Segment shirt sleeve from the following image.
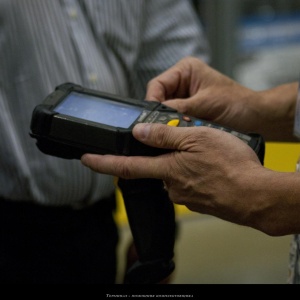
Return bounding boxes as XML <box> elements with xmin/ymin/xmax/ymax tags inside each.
<box><xmin>133</xmin><ymin>0</ymin><xmax>210</xmax><ymax>99</ymax></box>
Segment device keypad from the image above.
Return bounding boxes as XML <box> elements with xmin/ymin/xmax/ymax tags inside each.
<box><xmin>147</xmin><ymin>112</ymin><xmax>252</xmax><ymax>145</ymax></box>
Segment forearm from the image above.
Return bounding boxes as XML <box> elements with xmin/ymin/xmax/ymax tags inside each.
<box><xmin>256</xmin><ymin>82</ymin><xmax>298</xmax><ymax>142</ymax></box>
<box><xmin>246</xmin><ymin>168</ymin><xmax>300</xmax><ymax>236</ymax></box>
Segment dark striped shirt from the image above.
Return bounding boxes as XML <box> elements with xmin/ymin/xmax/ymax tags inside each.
<box><xmin>0</xmin><ymin>0</ymin><xmax>209</xmax><ymax>206</ymax></box>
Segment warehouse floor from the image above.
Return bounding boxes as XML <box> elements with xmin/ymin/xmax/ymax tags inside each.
<box><xmin>116</xmin><ymin>212</ymin><xmax>291</xmax><ymax>284</ymax></box>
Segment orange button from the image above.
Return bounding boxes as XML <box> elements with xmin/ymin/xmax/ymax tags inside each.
<box><xmin>183</xmin><ymin>115</ymin><xmax>191</xmax><ymax>122</ymax></box>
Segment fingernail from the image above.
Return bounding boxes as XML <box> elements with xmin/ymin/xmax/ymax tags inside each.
<box><xmin>133</xmin><ymin>123</ymin><xmax>151</xmax><ymax>141</ymax></box>
<box><xmin>80</xmin><ymin>154</ymin><xmax>88</xmax><ymax>165</ymax></box>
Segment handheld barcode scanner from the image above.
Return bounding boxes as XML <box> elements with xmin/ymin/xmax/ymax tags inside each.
<box><xmin>118</xmin><ymin>177</ymin><xmax>175</xmax><ymax>284</ymax></box>
<box><xmin>30</xmin><ymin>83</ymin><xmax>265</xmax><ymax>283</ymax></box>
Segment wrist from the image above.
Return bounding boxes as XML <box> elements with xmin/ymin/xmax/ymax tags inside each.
<box><xmin>246</xmin><ymin>168</ymin><xmax>300</xmax><ymax>236</ymax></box>
<box><xmin>256</xmin><ymin>82</ymin><xmax>298</xmax><ymax>141</ymax></box>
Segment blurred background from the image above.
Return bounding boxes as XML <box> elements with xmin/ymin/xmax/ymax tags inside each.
<box><xmin>115</xmin><ymin>0</ymin><xmax>300</xmax><ymax>284</ymax></box>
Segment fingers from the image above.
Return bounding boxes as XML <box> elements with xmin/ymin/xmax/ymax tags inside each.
<box><xmin>146</xmin><ymin>71</ymin><xmax>181</xmax><ymax>102</ymax></box>
<box><xmin>81</xmin><ymin>123</ymin><xmax>188</xmax><ymax>179</ymax></box>
<box><xmin>132</xmin><ymin>123</ymin><xmax>188</xmax><ymax>150</ymax></box>
<box><xmin>155</xmin><ymin>94</ymin><xmax>203</xmax><ymax>116</ymax></box>
<box><xmin>81</xmin><ymin>153</ymin><xmax>168</xmax><ymax>180</ymax></box>
<box><xmin>145</xmin><ymin>79</ymin><xmax>167</xmax><ymax>102</ymax></box>
<box><xmin>146</xmin><ymin>58</ymin><xmax>196</xmax><ymax>102</ymax></box>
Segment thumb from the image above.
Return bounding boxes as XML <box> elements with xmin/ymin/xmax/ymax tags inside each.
<box><xmin>133</xmin><ymin>123</ymin><xmax>184</xmax><ymax>150</ymax></box>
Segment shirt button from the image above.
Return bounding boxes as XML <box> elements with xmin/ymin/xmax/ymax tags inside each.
<box><xmin>69</xmin><ymin>8</ymin><xmax>78</xmax><ymax>18</ymax></box>
<box><xmin>88</xmin><ymin>73</ymin><xmax>98</xmax><ymax>83</ymax></box>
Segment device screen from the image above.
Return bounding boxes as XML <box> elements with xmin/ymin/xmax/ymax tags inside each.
<box><xmin>53</xmin><ymin>92</ymin><xmax>143</xmax><ymax>129</ymax></box>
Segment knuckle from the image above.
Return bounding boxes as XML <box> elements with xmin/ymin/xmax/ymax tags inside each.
<box><xmin>176</xmin><ymin>101</ymin><xmax>188</xmax><ymax>114</ymax></box>
<box><xmin>152</xmin><ymin>126</ymin><xmax>170</xmax><ymax>148</ymax></box>
<box><xmin>115</xmin><ymin>158</ymin><xmax>133</xmax><ymax>179</ymax></box>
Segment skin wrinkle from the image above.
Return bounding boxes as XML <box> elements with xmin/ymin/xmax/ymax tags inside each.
<box><xmin>163</xmin><ymin>71</ymin><xmax>180</xmax><ymax>100</ymax></box>
<box><xmin>166</xmin><ymin>132</ymin><xmax>220</xmax><ymax>207</ymax></box>
<box><xmin>114</xmin><ymin>155</ymin><xmax>134</xmax><ymax>179</ymax></box>
<box><xmin>177</xmin><ymin>128</ymin><xmax>259</xmax><ymax>221</ymax></box>
<box><xmin>243</xmin><ymin>170</ymin><xmax>280</xmax><ymax>235</ymax></box>
<box><xmin>179</xmin><ymin>65</ymin><xmax>192</xmax><ymax>99</ymax></box>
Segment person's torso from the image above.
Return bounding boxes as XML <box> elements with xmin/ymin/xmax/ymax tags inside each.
<box><xmin>0</xmin><ymin>0</ymin><xmax>146</xmax><ymax>206</ymax></box>
<box><xmin>0</xmin><ymin>0</ymin><xmax>210</xmax><ymax>206</ymax></box>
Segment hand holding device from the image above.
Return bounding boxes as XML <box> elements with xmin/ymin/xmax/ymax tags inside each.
<box><xmin>30</xmin><ymin>83</ymin><xmax>265</xmax><ymax>283</ymax></box>
<box><xmin>30</xmin><ymin>83</ymin><xmax>265</xmax><ymax>163</ymax></box>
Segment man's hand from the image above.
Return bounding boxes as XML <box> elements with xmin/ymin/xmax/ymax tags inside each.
<box><xmin>146</xmin><ymin>56</ymin><xmax>298</xmax><ymax>141</ymax></box>
<box><xmin>82</xmin><ymin>123</ymin><xmax>268</xmax><ymax>231</ymax></box>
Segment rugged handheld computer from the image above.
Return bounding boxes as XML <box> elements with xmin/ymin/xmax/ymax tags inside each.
<box><xmin>30</xmin><ymin>82</ymin><xmax>265</xmax><ymax>163</ymax></box>
<box><xmin>30</xmin><ymin>82</ymin><xmax>265</xmax><ymax>284</ymax></box>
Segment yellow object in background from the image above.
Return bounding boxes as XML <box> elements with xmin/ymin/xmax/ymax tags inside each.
<box><xmin>113</xmin><ymin>142</ymin><xmax>300</xmax><ymax>225</ymax></box>
<box><xmin>264</xmin><ymin>142</ymin><xmax>300</xmax><ymax>172</ymax></box>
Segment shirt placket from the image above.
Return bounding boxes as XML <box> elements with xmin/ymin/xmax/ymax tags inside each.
<box><xmin>62</xmin><ymin>0</ymin><xmax>99</xmax><ymax>87</ymax></box>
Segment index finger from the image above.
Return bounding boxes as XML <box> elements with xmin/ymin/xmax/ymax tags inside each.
<box><xmin>146</xmin><ymin>70</ymin><xmax>181</xmax><ymax>102</ymax></box>
<box><xmin>81</xmin><ymin>153</ymin><xmax>169</xmax><ymax>180</ymax></box>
